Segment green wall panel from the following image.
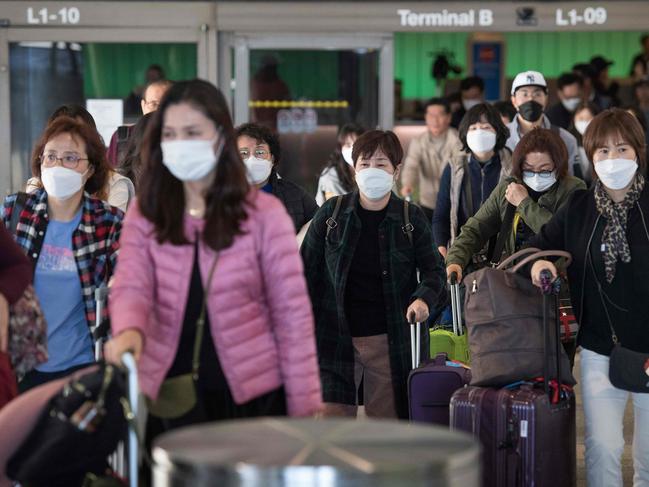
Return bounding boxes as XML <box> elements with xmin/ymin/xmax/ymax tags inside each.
<box><xmin>396</xmin><ymin>31</ymin><xmax>645</xmax><ymax>100</ymax></box>
<box><xmin>250</xmin><ymin>50</ymin><xmax>339</xmax><ymax>100</ymax></box>
<box><xmin>83</xmin><ymin>43</ymin><xmax>197</xmax><ymax>98</ymax></box>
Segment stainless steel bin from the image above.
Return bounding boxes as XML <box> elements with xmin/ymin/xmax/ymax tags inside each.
<box><xmin>152</xmin><ymin>418</ymin><xmax>480</xmax><ymax>487</ymax></box>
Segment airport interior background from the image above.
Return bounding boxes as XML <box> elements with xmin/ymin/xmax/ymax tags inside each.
<box><xmin>8</xmin><ymin>29</ymin><xmax>646</xmax><ymax>195</ymax></box>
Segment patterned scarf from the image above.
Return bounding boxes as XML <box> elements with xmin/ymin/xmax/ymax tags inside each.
<box><xmin>594</xmin><ymin>173</ymin><xmax>645</xmax><ymax>283</ymax></box>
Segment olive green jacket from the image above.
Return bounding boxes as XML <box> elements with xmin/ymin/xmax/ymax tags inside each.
<box><xmin>446</xmin><ymin>175</ymin><xmax>587</xmax><ymax>269</ymax></box>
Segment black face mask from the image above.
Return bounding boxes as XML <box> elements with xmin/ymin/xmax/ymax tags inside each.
<box><xmin>518</xmin><ymin>100</ymin><xmax>544</xmax><ymax>122</ymax></box>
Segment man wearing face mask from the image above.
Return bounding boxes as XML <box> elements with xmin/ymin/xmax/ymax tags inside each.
<box><xmin>302</xmin><ymin>130</ymin><xmax>445</xmax><ymax>420</ymax></box>
<box><xmin>235</xmin><ymin>123</ymin><xmax>318</xmax><ymax>233</ymax></box>
<box><xmin>401</xmin><ymin>98</ymin><xmax>463</xmax><ymax>221</ymax></box>
<box><xmin>450</xmin><ymin>76</ymin><xmax>486</xmax><ymax>129</ymax></box>
<box><xmin>506</xmin><ymin>71</ymin><xmax>581</xmax><ymax>178</ymax></box>
<box><xmin>546</xmin><ymin>72</ymin><xmax>584</xmax><ymax>130</ymax></box>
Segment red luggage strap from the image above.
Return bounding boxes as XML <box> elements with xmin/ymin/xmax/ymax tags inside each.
<box><xmin>532</xmin><ymin>377</ymin><xmax>573</xmax><ymax>404</ymax></box>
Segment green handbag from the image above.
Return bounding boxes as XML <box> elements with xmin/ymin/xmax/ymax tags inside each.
<box><xmin>146</xmin><ymin>254</ymin><xmax>218</xmax><ymax>419</ymax></box>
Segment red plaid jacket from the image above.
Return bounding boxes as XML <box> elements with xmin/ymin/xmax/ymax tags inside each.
<box><xmin>2</xmin><ymin>189</ymin><xmax>123</xmax><ymax>329</ymax></box>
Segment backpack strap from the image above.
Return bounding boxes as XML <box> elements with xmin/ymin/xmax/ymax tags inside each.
<box><xmin>402</xmin><ymin>200</ymin><xmax>414</xmax><ymax>246</ymax></box>
<box><xmin>9</xmin><ymin>192</ymin><xmax>29</xmax><ymax>236</ymax></box>
<box><xmin>325</xmin><ymin>196</ymin><xmax>343</xmax><ymax>238</ymax></box>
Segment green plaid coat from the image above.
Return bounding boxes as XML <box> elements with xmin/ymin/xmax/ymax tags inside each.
<box><xmin>301</xmin><ymin>191</ymin><xmax>445</xmax><ymax>418</ymax></box>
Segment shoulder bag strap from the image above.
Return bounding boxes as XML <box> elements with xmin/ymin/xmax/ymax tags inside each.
<box><xmin>191</xmin><ymin>251</ymin><xmax>219</xmax><ymax>380</ymax></box>
<box><xmin>489</xmin><ymin>203</ymin><xmax>516</xmax><ymax>266</ymax></box>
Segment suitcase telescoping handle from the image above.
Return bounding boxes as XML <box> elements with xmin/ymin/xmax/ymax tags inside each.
<box><xmin>121</xmin><ymin>352</ymin><xmax>139</xmax><ymax>487</ymax></box>
<box><xmin>449</xmin><ymin>272</ymin><xmax>463</xmax><ymax>336</ymax></box>
<box><xmin>409</xmin><ymin>312</ymin><xmax>421</xmax><ymax>369</ymax></box>
<box><xmin>540</xmin><ymin>269</ymin><xmax>564</xmax><ymax>401</ymax></box>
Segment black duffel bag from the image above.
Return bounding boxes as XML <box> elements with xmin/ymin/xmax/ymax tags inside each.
<box><xmin>7</xmin><ymin>362</ymin><xmax>128</xmax><ymax>486</ymax></box>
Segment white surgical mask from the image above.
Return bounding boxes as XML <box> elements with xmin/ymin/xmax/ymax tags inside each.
<box><xmin>462</xmin><ymin>99</ymin><xmax>482</xmax><ymax>111</ymax></box>
<box><xmin>561</xmin><ymin>97</ymin><xmax>581</xmax><ymax>112</ymax></box>
<box><xmin>523</xmin><ymin>171</ymin><xmax>557</xmax><ymax>192</ymax></box>
<box><xmin>575</xmin><ymin>120</ymin><xmax>590</xmax><ymax>135</ymax></box>
<box><xmin>342</xmin><ymin>147</ymin><xmax>354</xmax><ymax>166</ymax></box>
<box><xmin>466</xmin><ymin>129</ymin><xmax>496</xmax><ymax>154</ymax></box>
<box><xmin>41</xmin><ymin>166</ymin><xmax>85</xmax><ymax>200</ymax></box>
<box><xmin>244</xmin><ymin>156</ymin><xmax>273</xmax><ymax>184</ymax></box>
<box><xmin>355</xmin><ymin>167</ymin><xmax>394</xmax><ymax>200</ymax></box>
<box><xmin>161</xmin><ymin>138</ymin><xmax>222</xmax><ymax>182</ymax></box>
<box><xmin>594</xmin><ymin>158</ymin><xmax>638</xmax><ymax>190</ymax></box>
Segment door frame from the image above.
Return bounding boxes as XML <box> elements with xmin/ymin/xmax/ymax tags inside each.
<box><xmin>221</xmin><ymin>32</ymin><xmax>394</xmax><ymax>130</ymax></box>
<box><xmin>0</xmin><ymin>1</ymin><xmax>216</xmax><ymax>195</ymax></box>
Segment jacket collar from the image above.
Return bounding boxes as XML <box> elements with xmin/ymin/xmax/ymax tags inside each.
<box><xmin>344</xmin><ymin>190</ymin><xmax>404</xmax><ymax>223</ymax></box>
<box><xmin>34</xmin><ymin>188</ymin><xmax>97</xmax><ymax>235</ymax></box>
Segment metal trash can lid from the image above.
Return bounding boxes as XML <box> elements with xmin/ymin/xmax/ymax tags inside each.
<box><xmin>152</xmin><ymin>418</ymin><xmax>480</xmax><ymax>487</ymax></box>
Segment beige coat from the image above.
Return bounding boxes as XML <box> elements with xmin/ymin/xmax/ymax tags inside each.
<box><xmin>401</xmin><ymin>128</ymin><xmax>462</xmax><ymax>210</ymax></box>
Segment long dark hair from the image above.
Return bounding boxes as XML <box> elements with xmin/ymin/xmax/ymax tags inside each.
<box><xmin>138</xmin><ymin>79</ymin><xmax>250</xmax><ymax>251</ymax></box>
<box><xmin>118</xmin><ymin>112</ymin><xmax>154</xmax><ymax>189</ymax></box>
<box><xmin>325</xmin><ymin>123</ymin><xmax>365</xmax><ymax>192</ymax></box>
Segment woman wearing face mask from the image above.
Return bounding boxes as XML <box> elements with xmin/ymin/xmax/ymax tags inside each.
<box><xmin>569</xmin><ymin>102</ymin><xmax>600</xmax><ymax>186</ymax></box>
<box><xmin>2</xmin><ymin>117</ymin><xmax>123</xmax><ymax>391</ymax></box>
<box><xmin>235</xmin><ymin>123</ymin><xmax>318</xmax><ymax>233</ymax></box>
<box><xmin>433</xmin><ymin>103</ymin><xmax>511</xmax><ymax>260</ymax></box>
<box><xmin>104</xmin><ymin>80</ymin><xmax>321</xmax><ymax>441</ymax></box>
<box><xmin>529</xmin><ymin>109</ymin><xmax>649</xmax><ymax>487</ymax></box>
<box><xmin>25</xmin><ymin>105</ymin><xmax>135</xmax><ymax>212</ymax></box>
<box><xmin>301</xmin><ymin>130</ymin><xmax>446</xmax><ymax>420</ymax></box>
<box><xmin>446</xmin><ymin>128</ymin><xmax>586</xmax><ymax>282</ymax></box>
<box><xmin>315</xmin><ymin>123</ymin><xmax>366</xmax><ymax>206</ymax></box>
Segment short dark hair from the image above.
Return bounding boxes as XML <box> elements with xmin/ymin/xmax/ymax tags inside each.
<box><xmin>337</xmin><ymin>123</ymin><xmax>366</xmax><ymax>146</ymax></box>
<box><xmin>424</xmin><ymin>97</ymin><xmax>451</xmax><ymax>115</ymax></box>
<box><xmin>48</xmin><ymin>104</ymin><xmax>97</xmax><ymax>130</ymax></box>
<box><xmin>31</xmin><ymin>116</ymin><xmax>109</xmax><ymax>196</ymax></box>
<box><xmin>511</xmin><ymin>128</ymin><xmax>569</xmax><ymax>180</ymax></box>
<box><xmin>641</xmin><ymin>34</ymin><xmax>649</xmax><ymax>45</ymax></box>
<box><xmin>583</xmin><ymin>109</ymin><xmax>647</xmax><ymax>178</ymax></box>
<box><xmin>458</xmin><ymin>103</ymin><xmax>510</xmax><ymax>154</ymax></box>
<box><xmin>460</xmin><ymin>76</ymin><xmax>485</xmax><ymax>93</ymax></box>
<box><xmin>235</xmin><ymin>123</ymin><xmax>281</xmax><ymax>167</ymax></box>
<box><xmin>557</xmin><ymin>72</ymin><xmax>583</xmax><ymax>91</ymax></box>
<box><xmin>493</xmin><ymin>100</ymin><xmax>517</xmax><ymax>123</ymax></box>
<box><xmin>352</xmin><ymin>130</ymin><xmax>404</xmax><ymax>169</ymax></box>
<box><xmin>139</xmin><ymin>79</ymin><xmax>249</xmax><ymax>251</ymax></box>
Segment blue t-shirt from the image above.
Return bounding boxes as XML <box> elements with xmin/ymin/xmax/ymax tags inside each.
<box><xmin>261</xmin><ymin>182</ymin><xmax>273</xmax><ymax>194</ymax></box>
<box><xmin>34</xmin><ymin>210</ymin><xmax>94</xmax><ymax>372</ymax></box>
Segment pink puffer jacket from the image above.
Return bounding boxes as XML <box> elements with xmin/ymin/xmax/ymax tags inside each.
<box><xmin>110</xmin><ymin>191</ymin><xmax>321</xmax><ymax>416</ymax></box>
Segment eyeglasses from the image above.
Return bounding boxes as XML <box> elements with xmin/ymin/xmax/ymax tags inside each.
<box><xmin>41</xmin><ymin>152</ymin><xmax>88</xmax><ymax>169</ymax></box>
<box><xmin>239</xmin><ymin>149</ymin><xmax>270</xmax><ymax>159</ymax></box>
<box><xmin>523</xmin><ymin>169</ymin><xmax>554</xmax><ymax>177</ymax></box>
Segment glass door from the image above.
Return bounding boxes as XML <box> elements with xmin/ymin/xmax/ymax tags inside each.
<box><xmin>227</xmin><ymin>34</ymin><xmax>393</xmax><ymax>195</ymax></box>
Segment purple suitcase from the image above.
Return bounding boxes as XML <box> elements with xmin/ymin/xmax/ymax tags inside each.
<box><xmin>450</xmin><ymin>281</ymin><xmax>576</xmax><ymax>487</ymax></box>
<box><xmin>408</xmin><ymin>352</ymin><xmax>471</xmax><ymax>425</ymax></box>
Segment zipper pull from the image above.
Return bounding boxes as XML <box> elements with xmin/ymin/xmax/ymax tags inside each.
<box><xmin>471</xmin><ymin>279</ymin><xmax>478</xmax><ymax>293</ymax></box>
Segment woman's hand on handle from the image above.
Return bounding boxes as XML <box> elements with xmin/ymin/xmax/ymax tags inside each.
<box><xmin>446</xmin><ymin>264</ymin><xmax>463</xmax><ymax>284</ymax></box>
<box><xmin>406</xmin><ymin>299</ymin><xmax>429</xmax><ymax>324</ymax></box>
<box><xmin>531</xmin><ymin>260</ymin><xmax>557</xmax><ymax>288</ymax></box>
<box><xmin>104</xmin><ymin>329</ymin><xmax>143</xmax><ymax>364</ymax></box>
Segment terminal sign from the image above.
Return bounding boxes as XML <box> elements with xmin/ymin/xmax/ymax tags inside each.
<box><xmin>398</xmin><ymin>9</ymin><xmax>494</xmax><ymax>28</ymax></box>
<box><xmin>555</xmin><ymin>7</ymin><xmax>607</xmax><ymax>26</ymax></box>
<box><xmin>26</xmin><ymin>7</ymin><xmax>81</xmax><ymax>25</ymax></box>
